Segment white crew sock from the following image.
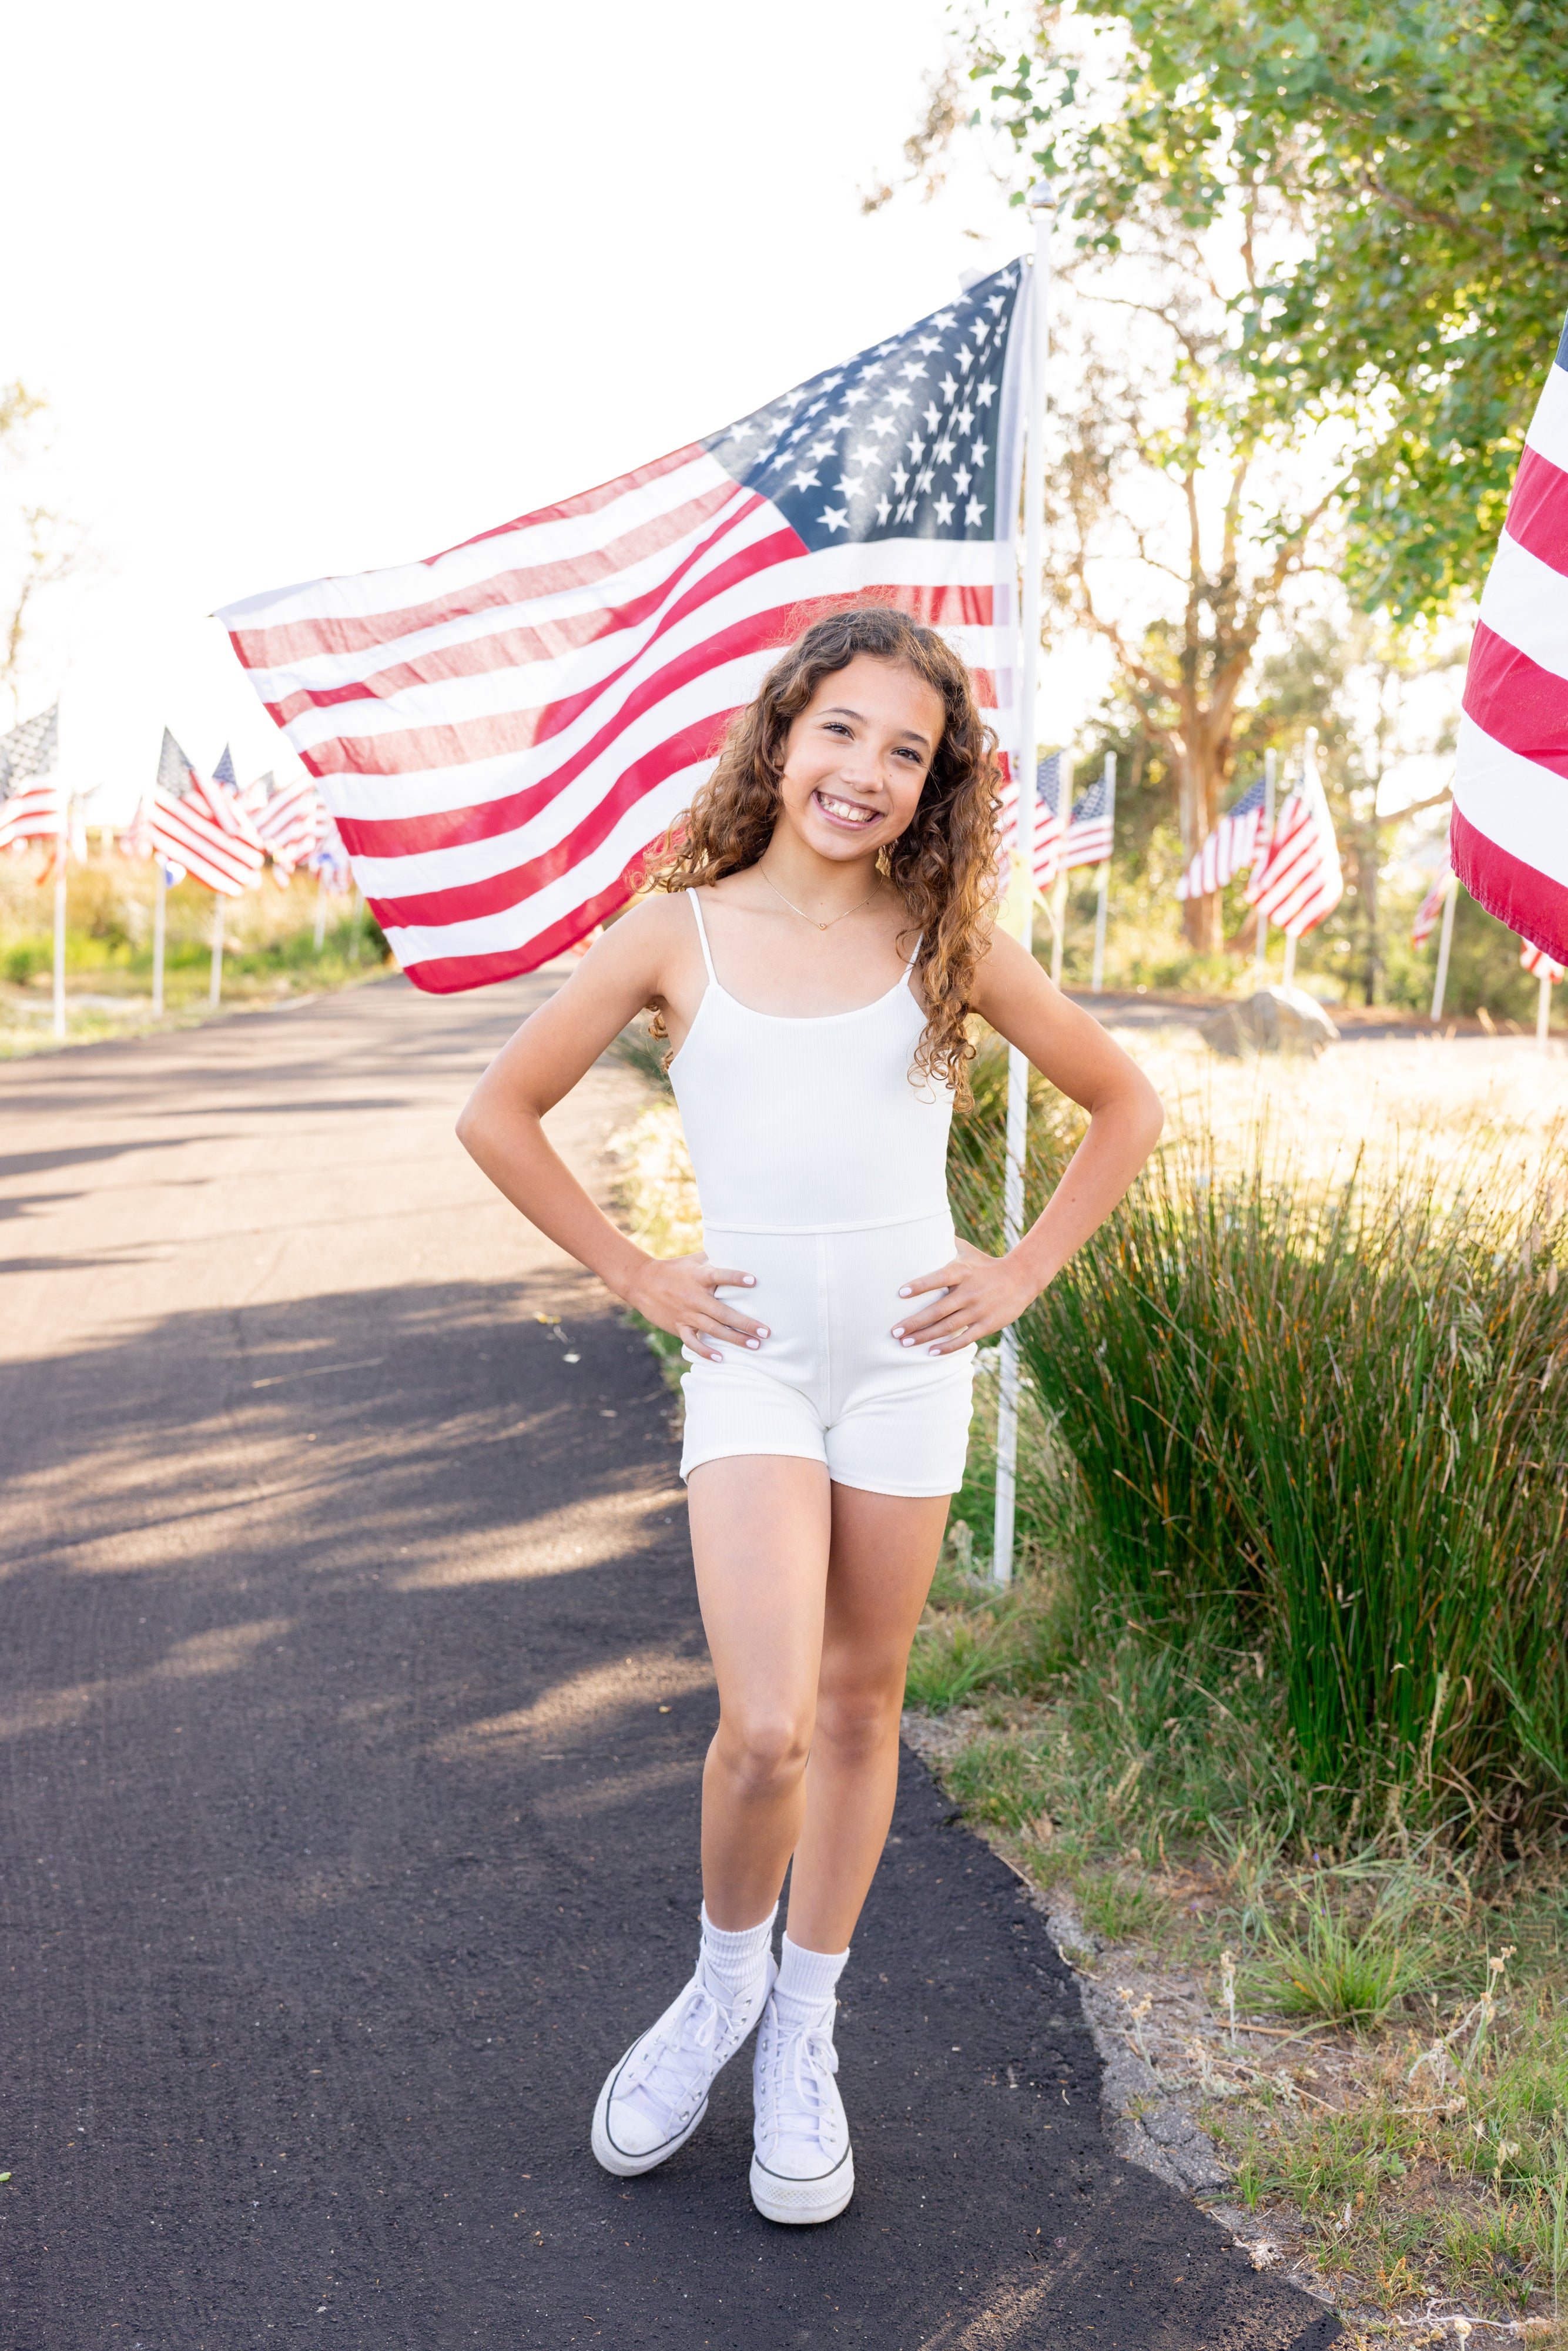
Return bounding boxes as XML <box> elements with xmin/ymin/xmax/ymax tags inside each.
<box><xmin>773</xmin><ymin>1931</ymin><xmax>850</xmax><ymax>2034</ymax></box>
<box><xmin>698</xmin><ymin>1901</ymin><xmax>776</xmax><ymax>2006</ymax></box>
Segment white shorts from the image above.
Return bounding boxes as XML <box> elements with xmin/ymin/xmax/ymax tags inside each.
<box><xmin>678</xmin><ymin>1211</ymin><xmax>977</xmax><ymax>1499</ymax></box>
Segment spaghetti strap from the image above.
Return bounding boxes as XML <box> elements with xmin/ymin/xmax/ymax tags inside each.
<box><xmin>903</xmin><ymin>933</ymin><xmax>923</xmax><ymax>974</ymax></box>
<box><xmin>688</xmin><ymin>890</ymin><xmax>719</xmax><ymax>986</ymax></box>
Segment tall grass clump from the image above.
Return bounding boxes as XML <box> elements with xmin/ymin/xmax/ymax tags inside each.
<box><xmin>947</xmin><ymin>1044</ymin><xmax>1568</xmax><ymax>1831</ymax></box>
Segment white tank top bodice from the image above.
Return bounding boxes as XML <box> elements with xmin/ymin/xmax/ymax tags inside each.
<box><xmin>666</xmin><ymin>890</ymin><xmax>955</xmax><ymax>1235</ymax></box>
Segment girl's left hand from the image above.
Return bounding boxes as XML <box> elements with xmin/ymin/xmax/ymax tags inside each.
<box><xmin>890</xmin><ymin>1240</ymin><xmax>1041</xmax><ymax>1355</ymax></box>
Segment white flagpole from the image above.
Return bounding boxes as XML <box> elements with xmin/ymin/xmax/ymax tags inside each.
<box><xmin>209</xmin><ymin>896</ymin><xmax>225</xmax><ymax>1004</ymax></box>
<box><xmin>1430</xmin><ymin>877</ymin><xmax>1457</xmax><ymax>1024</ymax></box>
<box><xmin>992</xmin><ymin>182</ymin><xmax>1053</xmax><ymax>1590</ymax></box>
<box><xmin>52</xmin><ymin>810</ymin><xmax>68</xmax><ymax>1042</ymax></box>
<box><xmin>313</xmin><ymin>869</ymin><xmax>329</xmax><ymax>952</ymax></box>
<box><xmin>1048</xmin><ymin>759</ymin><xmax>1072</xmax><ymax>989</ymax></box>
<box><xmin>1253</xmin><ymin>749</ymin><xmax>1276</xmax><ymax>989</ymax></box>
<box><xmin>1090</xmin><ymin>751</ymin><xmax>1115</xmax><ymax>993</ymax></box>
<box><xmin>1537</xmin><ymin>971</ymin><xmax>1552</xmax><ymax>1049</ymax></box>
<box><xmin>152</xmin><ymin>870</ymin><xmax>167</xmax><ymax>1017</ymax></box>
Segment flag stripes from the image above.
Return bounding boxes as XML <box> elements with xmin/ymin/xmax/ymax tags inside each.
<box><xmin>1452</xmin><ymin>313</ymin><xmax>1568</xmax><ymax>963</ymax></box>
<box><xmin>220</xmin><ymin>260</ymin><xmax>1027</xmax><ymax>990</ymax></box>
<box><xmin>1177</xmin><ymin>776</ymin><xmax>1266</xmax><ymax>900</ymax></box>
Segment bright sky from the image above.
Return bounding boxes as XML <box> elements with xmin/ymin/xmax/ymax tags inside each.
<box><xmin>3</xmin><ymin>0</ymin><xmax>1043</xmax><ymax>819</ymax></box>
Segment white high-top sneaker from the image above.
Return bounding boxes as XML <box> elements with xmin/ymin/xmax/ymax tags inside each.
<box><xmin>749</xmin><ymin>1986</ymin><xmax>855</xmax><ymax>2223</ymax></box>
<box><xmin>592</xmin><ymin>1953</ymin><xmax>775</xmax><ymax>2178</ymax></box>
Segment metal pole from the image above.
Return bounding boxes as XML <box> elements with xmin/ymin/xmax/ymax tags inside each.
<box><xmin>1253</xmin><ymin>750</ymin><xmax>1276</xmax><ymax>990</ymax></box>
<box><xmin>993</xmin><ymin>183</ymin><xmax>1053</xmax><ymax>1591</ymax></box>
<box><xmin>1281</xmin><ymin>932</ymin><xmax>1297</xmax><ymax>992</ymax></box>
<box><xmin>313</xmin><ymin>869</ymin><xmax>329</xmax><ymax>952</ymax></box>
<box><xmin>209</xmin><ymin>896</ymin><xmax>225</xmax><ymax>1005</ymax></box>
<box><xmin>1430</xmin><ymin>877</ymin><xmax>1457</xmax><ymax>1024</ymax></box>
<box><xmin>1048</xmin><ymin>851</ymin><xmax>1072</xmax><ymax>987</ymax></box>
<box><xmin>152</xmin><ymin>872</ymin><xmax>166</xmax><ymax>1017</ymax></box>
<box><xmin>52</xmin><ymin>855</ymin><xmax>67</xmax><ymax>1041</ymax></box>
<box><xmin>1090</xmin><ymin>751</ymin><xmax>1114</xmax><ymax>993</ymax></box>
<box><xmin>1537</xmin><ymin>972</ymin><xmax>1552</xmax><ymax>1049</ymax></box>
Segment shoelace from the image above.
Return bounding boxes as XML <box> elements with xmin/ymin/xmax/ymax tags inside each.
<box><xmin>625</xmin><ymin>1985</ymin><xmax>722</xmax><ymax>2122</ymax></box>
<box><xmin>763</xmin><ymin>2021</ymin><xmax>839</xmax><ymax>2147</ymax></box>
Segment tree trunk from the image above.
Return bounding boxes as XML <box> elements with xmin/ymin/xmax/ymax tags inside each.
<box><xmin>1177</xmin><ymin>734</ymin><xmax>1227</xmax><ymax>952</ymax></box>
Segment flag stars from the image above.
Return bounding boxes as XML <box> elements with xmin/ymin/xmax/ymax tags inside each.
<box><xmin>886</xmin><ymin>387</ymin><xmax>913</xmax><ymax>408</ymax></box>
<box><xmin>970</xmin><ymin>438</ymin><xmax>989</xmax><ymax>468</ymax></box>
<box><xmin>934</xmin><ymin>434</ymin><xmax>956</xmax><ymax>463</ymax></box>
<box><xmin>890</xmin><ymin>463</ymin><xmax>909</xmax><ymax>494</ymax></box>
<box><xmin>818</xmin><ymin>505</ymin><xmax>849</xmax><ymax>533</ymax></box>
<box><xmin>939</xmin><ymin>373</ymin><xmax>959</xmax><ymax>403</ymax></box>
<box><xmin>906</xmin><ymin>435</ymin><xmax>925</xmax><ymax>462</ymax></box>
<box><xmin>933</xmin><ymin>493</ymin><xmax>955</xmax><ymax>525</ymax></box>
<box><xmin>954</xmin><ymin>403</ymin><xmax>974</xmax><ymax>434</ymax></box>
<box><xmin>953</xmin><ymin>464</ymin><xmax>973</xmax><ymax>495</ymax></box>
<box><xmin>875</xmin><ymin>493</ymin><xmax>892</xmax><ymax>525</ymax></box>
<box><xmin>986</xmin><ymin>293</ymin><xmax>1006</xmax><ymax>314</ymax></box>
<box><xmin>790</xmin><ymin>468</ymin><xmax>821</xmax><ymax>492</ymax></box>
<box><xmin>956</xmin><ymin>347</ymin><xmax>974</xmax><ymax>374</ymax></box>
<box><xmin>974</xmin><ymin>378</ymin><xmax>997</xmax><ymax>408</ymax></box>
<box><xmin>923</xmin><ymin>401</ymin><xmax>942</xmax><ymax>433</ymax></box>
<box><xmin>898</xmin><ymin>360</ymin><xmax>927</xmax><ymax>381</ymax></box>
<box><xmin>915</xmin><ymin>334</ymin><xmax>942</xmax><ymax>353</ymax></box>
<box><xmin>964</xmin><ymin>496</ymin><xmax>986</xmax><ymax>527</ymax></box>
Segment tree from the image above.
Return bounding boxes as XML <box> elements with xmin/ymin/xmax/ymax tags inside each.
<box><xmin>0</xmin><ymin>380</ymin><xmax>76</xmax><ymax>724</ymax></box>
<box><xmin>1036</xmin><ymin>252</ymin><xmax>1339</xmax><ymax>948</ymax></box>
<box><xmin>963</xmin><ymin>0</ymin><xmax>1568</xmax><ymax>621</ymax></box>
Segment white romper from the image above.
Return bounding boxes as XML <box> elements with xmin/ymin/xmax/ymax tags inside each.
<box><xmin>669</xmin><ymin>891</ymin><xmax>977</xmax><ymax>1498</ymax></box>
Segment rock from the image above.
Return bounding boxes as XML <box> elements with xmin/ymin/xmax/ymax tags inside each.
<box><xmin>1198</xmin><ymin>987</ymin><xmax>1339</xmax><ymax>1060</ymax></box>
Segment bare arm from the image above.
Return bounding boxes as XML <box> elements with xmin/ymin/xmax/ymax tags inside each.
<box><xmin>890</xmin><ymin>929</ymin><xmax>1164</xmax><ymax>1355</ymax></box>
<box><xmin>454</xmin><ymin>902</ymin><xmax>767</xmax><ymax>1361</ymax></box>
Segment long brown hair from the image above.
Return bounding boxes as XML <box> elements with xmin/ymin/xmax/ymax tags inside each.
<box><xmin>640</xmin><ymin>604</ymin><xmax>1000</xmax><ymax>1100</ymax></box>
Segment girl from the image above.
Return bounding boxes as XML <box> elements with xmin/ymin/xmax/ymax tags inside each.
<box><xmin>457</xmin><ymin>605</ymin><xmax>1162</xmax><ymax>2226</ymax></box>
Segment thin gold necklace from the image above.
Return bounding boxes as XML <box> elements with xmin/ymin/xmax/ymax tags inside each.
<box><xmin>757</xmin><ymin>861</ymin><xmax>873</xmax><ymax>933</ymax></box>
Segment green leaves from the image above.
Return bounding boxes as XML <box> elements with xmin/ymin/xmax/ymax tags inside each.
<box><xmin>966</xmin><ymin>0</ymin><xmax>1568</xmax><ymax>617</ymax></box>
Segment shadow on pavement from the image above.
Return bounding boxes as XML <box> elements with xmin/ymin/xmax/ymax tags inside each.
<box><xmin>1</xmin><ymin>1270</ymin><xmax>1338</xmax><ymax>2348</ymax></box>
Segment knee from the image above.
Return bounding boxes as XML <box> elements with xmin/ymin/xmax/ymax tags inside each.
<box><xmin>814</xmin><ymin>1677</ymin><xmax>903</xmax><ymax>1766</ymax></box>
<box><xmin>717</xmin><ymin>1709</ymin><xmax>813</xmax><ymax>1797</ymax></box>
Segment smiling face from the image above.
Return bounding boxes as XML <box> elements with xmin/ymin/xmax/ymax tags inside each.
<box><xmin>772</xmin><ymin>654</ymin><xmax>947</xmax><ymax>865</ymax></box>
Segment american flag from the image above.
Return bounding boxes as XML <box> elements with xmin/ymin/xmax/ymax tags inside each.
<box><xmin>1450</xmin><ymin>312</ymin><xmax>1568</xmax><ymax>967</ymax></box>
<box><xmin>0</xmin><ymin>703</ymin><xmax>63</xmax><ymax>850</ymax></box>
<box><xmin>1177</xmin><ymin>775</ymin><xmax>1267</xmax><ymax>901</ymax></box>
<box><xmin>216</xmin><ymin>261</ymin><xmax>1028</xmax><ymax>991</ymax></box>
<box><xmin>997</xmin><ymin>752</ymin><xmax>1067</xmax><ymax>892</ymax></box>
<box><xmin>254</xmin><ymin>773</ymin><xmax>325</xmax><ymax>881</ymax></box>
<box><xmin>1411</xmin><ymin>866</ymin><xmax>1452</xmax><ymax>948</ymax></box>
<box><xmin>1521</xmin><ymin>937</ymin><xmax>1566</xmax><ymax>982</ymax></box>
<box><xmin>148</xmin><ymin>729</ymin><xmax>267</xmax><ymax>895</ymax></box>
<box><xmin>1062</xmin><ymin>762</ymin><xmax>1115</xmax><ymax>872</ymax></box>
<box><xmin>1245</xmin><ymin>739</ymin><xmax>1343</xmax><ymax>937</ymax></box>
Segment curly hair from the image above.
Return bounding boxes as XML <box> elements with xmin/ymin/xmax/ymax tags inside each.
<box><xmin>639</xmin><ymin>604</ymin><xmax>1000</xmax><ymax>1101</ymax></box>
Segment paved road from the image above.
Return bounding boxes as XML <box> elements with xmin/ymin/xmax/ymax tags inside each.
<box><xmin>0</xmin><ymin>977</ymin><xmax>1338</xmax><ymax>2349</ymax></box>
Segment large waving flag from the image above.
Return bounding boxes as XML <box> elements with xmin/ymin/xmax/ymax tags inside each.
<box><xmin>216</xmin><ymin>263</ymin><xmax>1028</xmax><ymax>991</ymax></box>
<box><xmin>1245</xmin><ymin>737</ymin><xmax>1343</xmax><ymax>938</ymax></box>
<box><xmin>1450</xmin><ymin>313</ymin><xmax>1568</xmax><ymax>964</ymax></box>
<box><xmin>0</xmin><ymin>704</ymin><xmax>62</xmax><ymax>850</ymax></box>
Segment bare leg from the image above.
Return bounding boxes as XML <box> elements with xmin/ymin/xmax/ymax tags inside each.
<box><xmin>784</xmin><ymin>1485</ymin><xmax>949</xmax><ymax>1954</ymax></box>
<box><xmin>686</xmin><ymin>1455</ymin><xmax>833</xmax><ymax>1930</ymax></box>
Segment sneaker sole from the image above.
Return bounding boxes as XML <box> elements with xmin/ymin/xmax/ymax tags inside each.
<box><xmin>591</xmin><ymin>2059</ymin><xmax>708</xmax><ymax>2179</ymax></box>
<box><xmin>749</xmin><ymin>2149</ymin><xmax>855</xmax><ymax>2225</ymax></box>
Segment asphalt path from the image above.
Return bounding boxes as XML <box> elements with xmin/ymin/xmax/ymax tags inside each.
<box><xmin>0</xmin><ymin>976</ymin><xmax>1339</xmax><ymax>2349</ymax></box>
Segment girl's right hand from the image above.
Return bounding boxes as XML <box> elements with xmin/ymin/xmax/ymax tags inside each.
<box><xmin>625</xmin><ymin>1254</ymin><xmax>769</xmax><ymax>1364</ymax></box>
